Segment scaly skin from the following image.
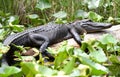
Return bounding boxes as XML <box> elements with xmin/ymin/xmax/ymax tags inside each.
<box><xmin>2</xmin><ymin>19</ymin><xmax>112</xmax><ymax>65</ymax></box>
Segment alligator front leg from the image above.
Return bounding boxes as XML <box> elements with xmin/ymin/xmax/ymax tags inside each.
<box><xmin>70</xmin><ymin>28</ymin><xmax>82</xmax><ymax>46</ymax></box>
<box><xmin>28</xmin><ymin>33</ymin><xmax>53</xmax><ymax>59</ymax></box>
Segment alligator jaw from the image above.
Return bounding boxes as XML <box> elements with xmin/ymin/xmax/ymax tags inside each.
<box><xmin>81</xmin><ymin>22</ymin><xmax>112</xmax><ymax>32</ymax></box>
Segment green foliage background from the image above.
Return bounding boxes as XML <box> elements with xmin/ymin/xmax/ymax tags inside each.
<box><xmin>0</xmin><ymin>0</ymin><xmax>120</xmax><ymax>25</ymax></box>
<box><xmin>0</xmin><ymin>0</ymin><xmax>120</xmax><ymax>77</ymax></box>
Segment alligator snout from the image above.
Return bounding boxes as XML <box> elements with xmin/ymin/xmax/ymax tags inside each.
<box><xmin>103</xmin><ymin>23</ymin><xmax>112</xmax><ymax>28</ymax></box>
<box><xmin>81</xmin><ymin>21</ymin><xmax>113</xmax><ymax>32</ymax></box>
<box><xmin>91</xmin><ymin>22</ymin><xmax>112</xmax><ymax>28</ymax></box>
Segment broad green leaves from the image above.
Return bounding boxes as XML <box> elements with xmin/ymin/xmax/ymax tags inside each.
<box><xmin>63</xmin><ymin>57</ymin><xmax>75</xmax><ymax>74</ymax></box>
<box><xmin>0</xmin><ymin>66</ymin><xmax>21</xmax><ymax>77</ymax></box>
<box><xmin>99</xmin><ymin>34</ymin><xmax>117</xmax><ymax>45</ymax></box>
<box><xmin>89</xmin><ymin>48</ymin><xmax>107</xmax><ymax>63</ymax></box>
<box><xmin>74</xmin><ymin>45</ymin><xmax>108</xmax><ymax>75</ymax></box>
<box><xmin>88</xmin><ymin>11</ymin><xmax>103</xmax><ymax>21</ymax></box>
<box><xmin>83</xmin><ymin>0</ymin><xmax>104</xmax><ymax>9</ymax></box>
<box><xmin>35</xmin><ymin>0</ymin><xmax>51</xmax><ymax>11</ymax></box>
<box><xmin>0</xmin><ymin>13</ymin><xmax>25</xmax><ymax>41</ymax></box>
<box><xmin>0</xmin><ymin>11</ymin><xmax>19</xmax><ymax>26</ymax></box>
<box><xmin>8</xmin><ymin>23</ymin><xmax>25</xmax><ymax>32</ymax></box>
<box><xmin>52</xmin><ymin>11</ymin><xmax>67</xmax><ymax>24</ymax></box>
<box><xmin>0</xmin><ymin>43</ymin><xmax>9</xmax><ymax>53</ymax></box>
<box><xmin>79</xmin><ymin>56</ymin><xmax>109</xmax><ymax>75</ymax></box>
<box><xmin>26</xmin><ymin>14</ymin><xmax>44</xmax><ymax>26</ymax></box>
<box><xmin>7</xmin><ymin>16</ymin><xmax>19</xmax><ymax>25</ymax></box>
<box><xmin>70</xmin><ymin>64</ymin><xmax>91</xmax><ymax>77</ymax></box>
<box><xmin>75</xmin><ymin>10</ymin><xmax>103</xmax><ymax>22</ymax></box>
<box><xmin>53</xmin><ymin>11</ymin><xmax>67</xmax><ymax>19</ymax></box>
<box><xmin>109</xmin><ymin>55</ymin><xmax>120</xmax><ymax>64</ymax></box>
<box><xmin>21</xmin><ymin>62</ymin><xmax>57</xmax><ymax>77</ymax></box>
<box><xmin>54</xmin><ymin>42</ymin><xmax>74</xmax><ymax>69</ymax></box>
<box><xmin>27</xmin><ymin>14</ymin><xmax>39</xmax><ymax>19</ymax></box>
<box><xmin>75</xmin><ymin>10</ymin><xmax>88</xmax><ymax>19</ymax></box>
<box><xmin>0</xmin><ymin>43</ymin><xmax>9</xmax><ymax>58</ymax></box>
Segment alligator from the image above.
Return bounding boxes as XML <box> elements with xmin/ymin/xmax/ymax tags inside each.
<box><xmin>2</xmin><ymin>19</ymin><xmax>112</xmax><ymax>65</ymax></box>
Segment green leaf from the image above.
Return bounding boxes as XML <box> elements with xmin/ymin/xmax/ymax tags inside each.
<box><xmin>79</xmin><ymin>56</ymin><xmax>109</xmax><ymax>75</ymax></box>
<box><xmin>21</xmin><ymin>62</ymin><xmax>56</xmax><ymax>76</ymax></box>
<box><xmin>88</xmin><ymin>11</ymin><xmax>103</xmax><ymax>21</ymax></box>
<box><xmin>88</xmin><ymin>0</ymin><xmax>101</xmax><ymax>9</ymax></box>
<box><xmin>75</xmin><ymin>10</ymin><xmax>88</xmax><ymax>19</ymax></box>
<box><xmin>89</xmin><ymin>48</ymin><xmax>107</xmax><ymax>63</ymax></box>
<box><xmin>55</xmin><ymin>18</ymin><xmax>67</xmax><ymax>24</ymax></box>
<box><xmin>63</xmin><ymin>57</ymin><xmax>76</xmax><ymax>74</ymax></box>
<box><xmin>0</xmin><ymin>66</ymin><xmax>21</xmax><ymax>77</ymax></box>
<box><xmin>21</xmin><ymin>62</ymin><xmax>39</xmax><ymax>76</ymax></box>
<box><xmin>99</xmin><ymin>34</ymin><xmax>117</xmax><ymax>45</ymax></box>
<box><xmin>81</xmin><ymin>40</ymin><xmax>98</xmax><ymax>52</ymax></box>
<box><xmin>108</xmin><ymin>64</ymin><xmax>120</xmax><ymax>76</ymax></box>
<box><xmin>0</xmin><ymin>43</ymin><xmax>10</xmax><ymax>54</ymax></box>
<box><xmin>71</xmin><ymin>64</ymin><xmax>91</xmax><ymax>77</ymax></box>
<box><xmin>66</xmin><ymin>46</ymin><xmax>74</xmax><ymax>56</ymax></box>
<box><xmin>9</xmin><ymin>23</ymin><xmax>25</xmax><ymax>32</ymax></box>
<box><xmin>11</xmin><ymin>44</ymin><xmax>25</xmax><ymax>52</ymax></box>
<box><xmin>54</xmin><ymin>49</ymin><xmax>68</xmax><ymax>69</ymax></box>
<box><xmin>81</xmin><ymin>41</ymin><xmax>95</xmax><ymax>53</ymax></box>
<box><xmin>0</xmin><ymin>11</ymin><xmax>10</xmax><ymax>17</ymax></box>
<box><xmin>27</xmin><ymin>14</ymin><xmax>39</xmax><ymax>19</ymax></box>
<box><xmin>83</xmin><ymin>0</ymin><xmax>102</xmax><ymax>9</ymax></box>
<box><xmin>35</xmin><ymin>0</ymin><xmax>51</xmax><ymax>10</ymax></box>
<box><xmin>14</xmin><ymin>51</ymin><xmax>22</xmax><ymax>61</ymax></box>
<box><xmin>74</xmin><ymin>48</ymin><xmax>88</xmax><ymax>58</ymax></box>
<box><xmin>80</xmin><ymin>42</ymin><xmax>88</xmax><ymax>51</ymax></box>
<box><xmin>53</xmin><ymin>11</ymin><xmax>67</xmax><ymax>19</ymax></box>
<box><xmin>109</xmin><ymin>55</ymin><xmax>120</xmax><ymax>64</ymax></box>
<box><xmin>7</xmin><ymin>16</ymin><xmax>19</xmax><ymax>24</ymax></box>
<box><xmin>0</xmin><ymin>29</ymin><xmax>10</xmax><ymax>41</ymax></box>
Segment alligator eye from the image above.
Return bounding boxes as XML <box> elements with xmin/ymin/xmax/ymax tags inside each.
<box><xmin>88</xmin><ymin>19</ymin><xmax>93</xmax><ymax>22</ymax></box>
<box><xmin>86</xmin><ymin>19</ymin><xmax>93</xmax><ymax>22</ymax></box>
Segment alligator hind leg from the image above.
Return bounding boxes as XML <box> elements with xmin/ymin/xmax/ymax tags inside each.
<box><xmin>28</xmin><ymin>33</ymin><xmax>54</xmax><ymax>60</ymax></box>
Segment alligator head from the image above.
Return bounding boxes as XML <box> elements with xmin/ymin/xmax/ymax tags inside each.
<box><xmin>73</xmin><ymin>19</ymin><xmax>112</xmax><ymax>33</ymax></box>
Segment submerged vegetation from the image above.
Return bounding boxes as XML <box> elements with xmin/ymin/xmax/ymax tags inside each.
<box><xmin>0</xmin><ymin>0</ymin><xmax>120</xmax><ymax>77</ymax></box>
